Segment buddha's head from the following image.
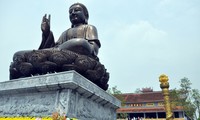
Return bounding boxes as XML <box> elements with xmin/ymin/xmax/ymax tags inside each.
<box><xmin>69</xmin><ymin>3</ymin><xmax>89</xmax><ymax>27</ymax></box>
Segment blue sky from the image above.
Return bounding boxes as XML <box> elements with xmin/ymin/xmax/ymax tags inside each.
<box><xmin>0</xmin><ymin>0</ymin><xmax>199</xmax><ymax>93</ymax></box>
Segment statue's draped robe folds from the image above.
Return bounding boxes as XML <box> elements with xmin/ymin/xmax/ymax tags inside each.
<box><xmin>10</xmin><ymin>24</ymin><xmax>109</xmax><ymax>90</ymax></box>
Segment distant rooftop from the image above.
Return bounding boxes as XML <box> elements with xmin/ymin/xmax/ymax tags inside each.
<box><xmin>121</xmin><ymin>91</ymin><xmax>163</xmax><ymax>103</ymax></box>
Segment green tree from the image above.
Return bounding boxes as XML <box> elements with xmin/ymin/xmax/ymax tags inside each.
<box><xmin>179</xmin><ymin>77</ymin><xmax>195</xmax><ymax>119</ymax></box>
<box><xmin>191</xmin><ymin>89</ymin><xmax>200</xmax><ymax>119</ymax></box>
<box><xmin>178</xmin><ymin>77</ymin><xmax>199</xmax><ymax>119</ymax></box>
<box><xmin>170</xmin><ymin>89</ymin><xmax>180</xmax><ymax>109</ymax></box>
<box><xmin>107</xmin><ymin>86</ymin><xmax>122</xmax><ymax>94</ymax></box>
<box><xmin>170</xmin><ymin>77</ymin><xmax>199</xmax><ymax>119</ymax></box>
<box><xmin>107</xmin><ymin>86</ymin><xmax>127</xmax><ymax>119</ymax></box>
<box><xmin>107</xmin><ymin>86</ymin><xmax>125</xmax><ymax>106</ymax></box>
<box><xmin>179</xmin><ymin>77</ymin><xmax>192</xmax><ymax>99</ymax></box>
<box><xmin>135</xmin><ymin>88</ymin><xmax>141</xmax><ymax>93</ymax></box>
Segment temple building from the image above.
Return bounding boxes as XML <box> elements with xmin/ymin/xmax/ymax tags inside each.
<box><xmin>116</xmin><ymin>88</ymin><xmax>185</xmax><ymax>120</ymax></box>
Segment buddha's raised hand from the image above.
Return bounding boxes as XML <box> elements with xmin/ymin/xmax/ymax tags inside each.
<box><xmin>41</xmin><ymin>14</ymin><xmax>51</xmax><ymax>36</ymax></box>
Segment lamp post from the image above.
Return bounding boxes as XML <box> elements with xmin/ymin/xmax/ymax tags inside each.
<box><xmin>159</xmin><ymin>74</ymin><xmax>174</xmax><ymax>120</ymax></box>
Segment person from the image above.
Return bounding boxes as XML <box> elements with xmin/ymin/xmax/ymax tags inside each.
<box><xmin>39</xmin><ymin>3</ymin><xmax>101</xmax><ymax>58</ymax></box>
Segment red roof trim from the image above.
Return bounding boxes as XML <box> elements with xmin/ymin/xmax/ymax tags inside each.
<box><xmin>117</xmin><ymin>106</ymin><xmax>183</xmax><ymax>113</ymax></box>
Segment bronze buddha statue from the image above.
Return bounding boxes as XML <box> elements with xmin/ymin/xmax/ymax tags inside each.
<box><xmin>39</xmin><ymin>3</ymin><xmax>100</xmax><ymax>57</ymax></box>
<box><xmin>9</xmin><ymin>3</ymin><xmax>109</xmax><ymax>90</ymax></box>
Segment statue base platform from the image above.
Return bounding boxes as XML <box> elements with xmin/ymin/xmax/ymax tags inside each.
<box><xmin>0</xmin><ymin>71</ymin><xmax>120</xmax><ymax>120</ymax></box>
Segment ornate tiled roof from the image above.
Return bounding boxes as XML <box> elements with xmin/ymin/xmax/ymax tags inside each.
<box><xmin>122</xmin><ymin>91</ymin><xmax>163</xmax><ymax>103</ymax></box>
<box><xmin>116</xmin><ymin>91</ymin><xmax>184</xmax><ymax>113</ymax></box>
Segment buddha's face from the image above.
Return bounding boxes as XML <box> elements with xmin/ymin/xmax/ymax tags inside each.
<box><xmin>69</xmin><ymin>4</ymin><xmax>87</xmax><ymax>25</ymax></box>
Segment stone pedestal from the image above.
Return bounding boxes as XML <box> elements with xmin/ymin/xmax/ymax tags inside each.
<box><xmin>0</xmin><ymin>71</ymin><xmax>120</xmax><ymax>120</ymax></box>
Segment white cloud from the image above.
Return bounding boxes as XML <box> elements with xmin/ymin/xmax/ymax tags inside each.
<box><xmin>103</xmin><ymin>20</ymin><xmax>168</xmax><ymax>56</ymax></box>
<box><xmin>98</xmin><ymin>20</ymin><xmax>170</xmax><ymax>92</ymax></box>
